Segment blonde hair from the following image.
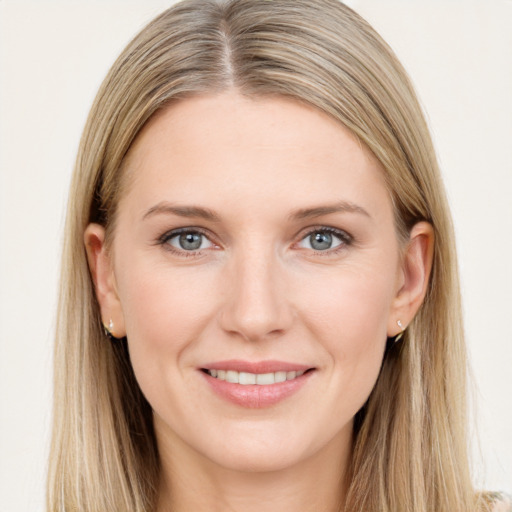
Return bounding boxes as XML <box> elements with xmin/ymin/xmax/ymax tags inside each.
<box><xmin>48</xmin><ymin>1</ymin><xmax>490</xmax><ymax>511</ymax></box>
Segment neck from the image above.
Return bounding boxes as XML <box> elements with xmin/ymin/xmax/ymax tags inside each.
<box><xmin>156</xmin><ymin>427</ymin><xmax>352</xmax><ymax>512</ymax></box>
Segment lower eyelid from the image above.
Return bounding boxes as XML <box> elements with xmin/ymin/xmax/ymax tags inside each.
<box><xmin>173</xmin><ymin>235</ymin><xmax>212</xmax><ymax>250</ymax></box>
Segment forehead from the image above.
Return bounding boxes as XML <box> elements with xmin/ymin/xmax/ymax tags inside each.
<box><xmin>119</xmin><ymin>92</ymin><xmax>390</xmax><ymax>219</ymax></box>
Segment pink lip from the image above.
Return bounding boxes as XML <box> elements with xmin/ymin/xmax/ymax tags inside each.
<box><xmin>199</xmin><ymin>360</ymin><xmax>315</xmax><ymax>409</ymax></box>
<box><xmin>201</xmin><ymin>359</ymin><xmax>312</xmax><ymax>373</ymax></box>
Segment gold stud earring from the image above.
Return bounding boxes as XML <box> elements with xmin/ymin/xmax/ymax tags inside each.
<box><xmin>104</xmin><ymin>318</ymin><xmax>115</xmax><ymax>340</ymax></box>
<box><xmin>395</xmin><ymin>319</ymin><xmax>405</xmax><ymax>342</ymax></box>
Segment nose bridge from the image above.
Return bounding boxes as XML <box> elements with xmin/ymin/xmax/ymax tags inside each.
<box><xmin>219</xmin><ymin>241</ymin><xmax>291</xmax><ymax>341</ymax></box>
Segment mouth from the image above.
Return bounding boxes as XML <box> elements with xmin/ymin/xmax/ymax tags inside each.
<box><xmin>199</xmin><ymin>360</ymin><xmax>316</xmax><ymax>408</ymax></box>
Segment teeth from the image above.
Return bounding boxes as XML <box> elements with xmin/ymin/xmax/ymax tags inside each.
<box><xmin>256</xmin><ymin>372</ymin><xmax>275</xmax><ymax>385</ymax></box>
<box><xmin>207</xmin><ymin>369</ymin><xmax>307</xmax><ymax>385</ymax></box>
<box><xmin>275</xmin><ymin>371</ymin><xmax>287</xmax><ymax>383</ymax></box>
<box><xmin>226</xmin><ymin>370</ymin><xmax>239</xmax><ymax>383</ymax></box>
<box><xmin>239</xmin><ymin>372</ymin><xmax>256</xmax><ymax>385</ymax></box>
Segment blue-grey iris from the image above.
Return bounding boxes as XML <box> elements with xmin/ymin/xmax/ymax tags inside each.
<box><xmin>310</xmin><ymin>232</ymin><xmax>332</xmax><ymax>250</ymax></box>
<box><xmin>179</xmin><ymin>232</ymin><xmax>202</xmax><ymax>250</ymax></box>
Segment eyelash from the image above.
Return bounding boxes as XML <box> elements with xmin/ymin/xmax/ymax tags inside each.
<box><xmin>297</xmin><ymin>226</ymin><xmax>353</xmax><ymax>256</ymax></box>
<box><xmin>157</xmin><ymin>227</ymin><xmax>215</xmax><ymax>257</ymax></box>
<box><xmin>157</xmin><ymin>226</ymin><xmax>353</xmax><ymax>257</ymax></box>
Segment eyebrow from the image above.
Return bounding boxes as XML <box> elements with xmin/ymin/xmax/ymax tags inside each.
<box><xmin>142</xmin><ymin>202</ymin><xmax>221</xmax><ymax>222</ymax></box>
<box><xmin>288</xmin><ymin>201</ymin><xmax>371</xmax><ymax>221</ymax></box>
<box><xmin>142</xmin><ymin>200</ymin><xmax>370</xmax><ymax>223</ymax></box>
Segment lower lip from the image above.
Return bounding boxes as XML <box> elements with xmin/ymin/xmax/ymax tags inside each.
<box><xmin>201</xmin><ymin>371</ymin><xmax>313</xmax><ymax>408</ymax></box>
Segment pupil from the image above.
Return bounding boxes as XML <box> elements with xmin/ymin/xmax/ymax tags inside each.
<box><xmin>311</xmin><ymin>232</ymin><xmax>332</xmax><ymax>250</ymax></box>
<box><xmin>179</xmin><ymin>232</ymin><xmax>202</xmax><ymax>250</ymax></box>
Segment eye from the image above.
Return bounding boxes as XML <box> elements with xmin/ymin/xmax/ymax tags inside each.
<box><xmin>297</xmin><ymin>228</ymin><xmax>350</xmax><ymax>252</ymax></box>
<box><xmin>161</xmin><ymin>229</ymin><xmax>214</xmax><ymax>252</ymax></box>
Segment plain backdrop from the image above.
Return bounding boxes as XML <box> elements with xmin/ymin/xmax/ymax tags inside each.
<box><xmin>0</xmin><ymin>1</ymin><xmax>511</xmax><ymax>511</ymax></box>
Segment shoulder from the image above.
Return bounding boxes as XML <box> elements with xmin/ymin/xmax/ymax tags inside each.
<box><xmin>489</xmin><ymin>492</ymin><xmax>512</xmax><ymax>512</ymax></box>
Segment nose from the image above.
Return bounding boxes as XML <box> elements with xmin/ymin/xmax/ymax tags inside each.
<box><xmin>218</xmin><ymin>247</ymin><xmax>294</xmax><ymax>342</ymax></box>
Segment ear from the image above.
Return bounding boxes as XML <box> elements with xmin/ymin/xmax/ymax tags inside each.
<box><xmin>84</xmin><ymin>223</ymin><xmax>126</xmax><ymax>338</ymax></box>
<box><xmin>387</xmin><ymin>221</ymin><xmax>434</xmax><ymax>337</ymax></box>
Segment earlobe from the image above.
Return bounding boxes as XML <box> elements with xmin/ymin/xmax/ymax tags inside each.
<box><xmin>84</xmin><ymin>223</ymin><xmax>126</xmax><ymax>338</ymax></box>
<box><xmin>388</xmin><ymin>221</ymin><xmax>434</xmax><ymax>337</ymax></box>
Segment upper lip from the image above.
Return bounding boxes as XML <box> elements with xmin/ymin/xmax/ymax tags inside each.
<box><xmin>200</xmin><ymin>359</ymin><xmax>313</xmax><ymax>374</ymax></box>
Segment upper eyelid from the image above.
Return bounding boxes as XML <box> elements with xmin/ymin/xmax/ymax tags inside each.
<box><xmin>295</xmin><ymin>225</ymin><xmax>352</xmax><ymax>242</ymax></box>
<box><xmin>159</xmin><ymin>226</ymin><xmax>213</xmax><ymax>242</ymax></box>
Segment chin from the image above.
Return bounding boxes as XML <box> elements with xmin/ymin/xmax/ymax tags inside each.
<box><xmin>196</xmin><ymin>423</ymin><xmax>323</xmax><ymax>474</ymax></box>
<box><xmin>208</xmin><ymin>444</ymin><xmax>306</xmax><ymax>474</ymax></box>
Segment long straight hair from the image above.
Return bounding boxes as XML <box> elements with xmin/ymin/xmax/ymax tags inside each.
<box><xmin>48</xmin><ymin>1</ymin><xmax>491</xmax><ymax>510</ymax></box>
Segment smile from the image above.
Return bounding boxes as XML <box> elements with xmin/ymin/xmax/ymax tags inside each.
<box><xmin>205</xmin><ymin>369</ymin><xmax>306</xmax><ymax>385</ymax></box>
<box><xmin>200</xmin><ymin>362</ymin><xmax>315</xmax><ymax>408</ymax></box>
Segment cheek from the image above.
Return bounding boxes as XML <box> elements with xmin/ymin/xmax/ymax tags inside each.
<box><xmin>300</xmin><ymin>261</ymin><xmax>395</xmax><ymax>346</ymax></box>
<box><xmin>297</xmin><ymin>265</ymin><xmax>395</xmax><ymax>404</ymax></box>
<box><xmin>115</xmin><ymin>258</ymin><xmax>219</xmax><ymax>376</ymax></box>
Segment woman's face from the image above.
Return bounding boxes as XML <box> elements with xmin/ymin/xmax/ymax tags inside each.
<box><xmin>89</xmin><ymin>92</ymin><xmax>426</xmax><ymax>474</ymax></box>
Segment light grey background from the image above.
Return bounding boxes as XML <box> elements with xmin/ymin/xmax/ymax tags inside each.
<box><xmin>1</xmin><ymin>1</ymin><xmax>511</xmax><ymax>511</ymax></box>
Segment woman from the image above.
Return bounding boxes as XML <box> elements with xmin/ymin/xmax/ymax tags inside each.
<box><xmin>47</xmin><ymin>0</ymin><xmax>510</xmax><ymax>511</ymax></box>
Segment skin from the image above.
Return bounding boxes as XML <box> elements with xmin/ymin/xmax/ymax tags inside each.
<box><xmin>85</xmin><ymin>92</ymin><xmax>433</xmax><ymax>512</ymax></box>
